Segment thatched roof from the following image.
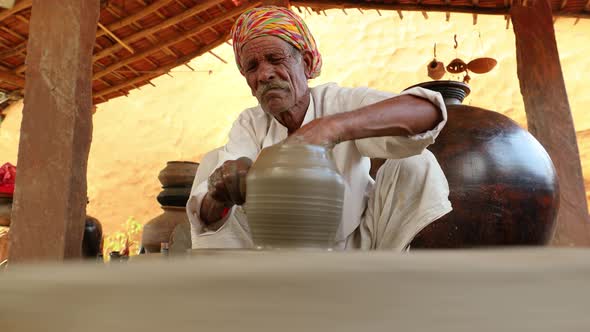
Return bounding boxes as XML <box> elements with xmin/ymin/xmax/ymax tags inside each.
<box><xmin>0</xmin><ymin>0</ymin><xmax>587</xmax><ymax>107</ymax></box>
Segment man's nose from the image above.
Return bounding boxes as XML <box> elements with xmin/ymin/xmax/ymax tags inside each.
<box><xmin>257</xmin><ymin>61</ymin><xmax>276</xmax><ymax>82</ymax></box>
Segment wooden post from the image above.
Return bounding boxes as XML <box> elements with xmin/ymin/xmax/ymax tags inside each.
<box><xmin>8</xmin><ymin>0</ymin><xmax>99</xmax><ymax>262</ymax></box>
<box><xmin>511</xmin><ymin>0</ymin><xmax>590</xmax><ymax>246</ymax></box>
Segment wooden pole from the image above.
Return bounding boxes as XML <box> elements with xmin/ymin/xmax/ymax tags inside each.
<box><xmin>8</xmin><ymin>0</ymin><xmax>99</xmax><ymax>262</ymax></box>
<box><xmin>511</xmin><ymin>0</ymin><xmax>590</xmax><ymax>246</ymax></box>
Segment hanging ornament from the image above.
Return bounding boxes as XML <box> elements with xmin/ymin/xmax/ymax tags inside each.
<box><xmin>463</xmin><ymin>71</ymin><xmax>471</xmax><ymax>84</ymax></box>
<box><xmin>447</xmin><ymin>58</ymin><xmax>467</xmax><ymax>74</ymax></box>
<box><xmin>467</xmin><ymin>57</ymin><xmax>497</xmax><ymax>74</ymax></box>
<box><xmin>427</xmin><ymin>43</ymin><xmax>446</xmax><ymax>80</ymax></box>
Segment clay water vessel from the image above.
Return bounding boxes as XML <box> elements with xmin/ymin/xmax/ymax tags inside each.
<box><xmin>406</xmin><ymin>80</ymin><xmax>559</xmax><ymax>248</ymax></box>
<box><xmin>245</xmin><ymin>143</ymin><xmax>345</xmax><ymax>249</ymax></box>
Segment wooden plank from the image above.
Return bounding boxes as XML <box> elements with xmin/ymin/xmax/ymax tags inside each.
<box><xmin>93</xmin><ymin>1</ymin><xmax>259</xmax><ymax>80</ymax></box>
<box><xmin>9</xmin><ymin>0</ymin><xmax>99</xmax><ymax>262</ymax></box>
<box><xmin>511</xmin><ymin>0</ymin><xmax>590</xmax><ymax>246</ymax></box>
<box><xmin>1</xmin><ymin>249</ymin><xmax>590</xmax><ymax>331</ymax></box>
<box><xmin>0</xmin><ymin>0</ymin><xmax>31</xmax><ymax>23</ymax></box>
<box><xmin>0</xmin><ymin>69</ymin><xmax>23</xmax><ymax>86</ymax></box>
<box><xmin>92</xmin><ymin>0</ymin><xmax>221</xmax><ymax>62</ymax></box>
<box><xmin>95</xmin><ymin>32</ymin><xmax>229</xmax><ymax>98</ymax></box>
<box><xmin>289</xmin><ymin>0</ymin><xmax>590</xmax><ymax>18</ymax></box>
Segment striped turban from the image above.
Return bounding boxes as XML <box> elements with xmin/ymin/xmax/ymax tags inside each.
<box><xmin>230</xmin><ymin>6</ymin><xmax>322</xmax><ymax>79</ymax></box>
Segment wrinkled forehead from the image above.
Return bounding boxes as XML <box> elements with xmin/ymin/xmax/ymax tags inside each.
<box><xmin>239</xmin><ymin>36</ymin><xmax>296</xmax><ymax>62</ymax></box>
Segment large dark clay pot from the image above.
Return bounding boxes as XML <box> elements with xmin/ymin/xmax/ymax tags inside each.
<box><xmin>408</xmin><ymin>81</ymin><xmax>559</xmax><ymax>248</ymax></box>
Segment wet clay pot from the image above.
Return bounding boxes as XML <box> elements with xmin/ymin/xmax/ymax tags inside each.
<box><xmin>158</xmin><ymin>161</ymin><xmax>199</xmax><ymax>187</ymax></box>
<box><xmin>142</xmin><ymin>206</ymin><xmax>189</xmax><ymax>253</ymax></box>
<box><xmin>245</xmin><ymin>144</ymin><xmax>345</xmax><ymax>249</ymax></box>
<box><xmin>407</xmin><ymin>81</ymin><xmax>559</xmax><ymax>248</ymax></box>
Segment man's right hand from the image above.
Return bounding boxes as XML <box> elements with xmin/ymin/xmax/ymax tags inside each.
<box><xmin>200</xmin><ymin>157</ymin><xmax>253</xmax><ymax>225</ymax></box>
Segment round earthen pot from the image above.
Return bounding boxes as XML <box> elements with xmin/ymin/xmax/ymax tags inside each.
<box><xmin>82</xmin><ymin>216</ymin><xmax>103</xmax><ymax>258</ymax></box>
<box><xmin>142</xmin><ymin>206</ymin><xmax>189</xmax><ymax>253</ymax></box>
<box><xmin>0</xmin><ymin>203</ymin><xmax>10</xmax><ymax>227</ymax></box>
<box><xmin>158</xmin><ymin>161</ymin><xmax>199</xmax><ymax>187</ymax></box>
<box><xmin>245</xmin><ymin>143</ymin><xmax>345</xmax><ymax>249</ymax></box>
<box><xmin>405</xmin><ymin>80</ymin><xmax>559</xmax><ymax>248</ymax></box>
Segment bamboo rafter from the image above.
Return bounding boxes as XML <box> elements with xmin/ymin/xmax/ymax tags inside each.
<box><xmin>93</xmin><ymin>1</ymin><xmax>259</xmax><ymax>80</ymax></box>
<box><xmin>92</xmin><ymin>0</ymin><xmax>222</xmax><ymax>62</ymax></box>
<box><xmin>95</xmin><ymin>32</ymin><xmax>229</xmax><ymax>99</ymax></box>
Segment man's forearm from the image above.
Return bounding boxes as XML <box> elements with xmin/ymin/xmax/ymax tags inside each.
<box><xmin>329</xmin><ymin>94</ymin><xmax>443</xmax><ymax>144</ymax></box>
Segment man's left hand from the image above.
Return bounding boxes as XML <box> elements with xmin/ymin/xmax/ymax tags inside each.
<box><xmin>285</xmin><ymin>117</ymin><xmax>341</xmax><ymax>148</ymax></box>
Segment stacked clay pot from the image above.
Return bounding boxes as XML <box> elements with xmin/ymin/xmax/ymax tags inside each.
<box><xmin>142</xmin><ymin>161</ymin><xmax>198</xmax><ymax>253</ymax></box>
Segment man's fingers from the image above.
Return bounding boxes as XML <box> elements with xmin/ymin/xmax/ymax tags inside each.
<box><xmin>208</xmin><ymin>168</ymin><xmax>229</xmax><ymax>202</ymax></box>
<box><xmin>222</xmin><ymin>161</ymin><xmax>242</xmax><ymax>205</ymax></box>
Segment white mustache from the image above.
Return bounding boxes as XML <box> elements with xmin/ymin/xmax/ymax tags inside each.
<box><xmin>256</xmin><ymin>81</ymin><xmax>290</xmax><ymax>99</ymax></box>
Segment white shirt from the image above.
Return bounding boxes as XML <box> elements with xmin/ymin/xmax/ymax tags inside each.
<box><xmin>187</xmin><ymin>82</ymin><xmax>449</xmax><ymax>249</ymax></box>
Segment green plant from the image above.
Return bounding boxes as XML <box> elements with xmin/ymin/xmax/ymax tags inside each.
<box><xmin>103</xmin><ymin>217</ymin><xmax>142</xmax><ymax>259</ymax></box>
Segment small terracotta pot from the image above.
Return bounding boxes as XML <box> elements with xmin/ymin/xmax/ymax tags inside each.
<box><xmin>427</xmin><ymin>59</ymin><xmax>446</xmax><ymax>80</ymax></box>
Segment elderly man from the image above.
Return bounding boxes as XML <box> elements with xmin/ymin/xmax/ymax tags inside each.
<box><xmin>187</xmin><ymin>6</ymin><xmax>451</xmax><ymax>251</ymax></box>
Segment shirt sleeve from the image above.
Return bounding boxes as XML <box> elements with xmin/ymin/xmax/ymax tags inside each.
<box><xmin>186</xmin><ymin>111</ymin><xmax>261</xmax><ymax>249</ymax></box>
<box><xmin>353</xmin><ymin>86</ymin><xmax>447</xmax><ymax>159</ymax></box>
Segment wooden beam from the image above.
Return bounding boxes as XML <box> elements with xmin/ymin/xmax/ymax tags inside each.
<box><xmin>289</xmin><ymin>0</ymin><xmax>590</xmax><ymax>18</ymax></box>
<box><xmin>262</xmin><ymin>0</ymin><xmax>290</xmax><ymax>7</ymax></box>
<box><xmin>92</xmin><ymin>0</ymin><xmax>221</xmax><ymax>62</ymax></box>
<box><xmin>93</xmin><ymin>1</ymin><xmax>259</xmax><ymax>80</ymax></box>
<box><xmin>9</xmin><ymin>0</ymin><xmax>99</xmax><ymax>262</ymax></box>
<box><xmin>0</xmin><ymin>0</ymin><xmax>31</xmax><ymax>23</ymax></box>
<box><xmin>95</xmin><ymin>32</ymin><xmax>228</xmax><ymax>99</ymax></box>
<box><xmin>585</xmin><ymin>0</ymin><xmax>590</xmax><ymax>11</ymax></box>
<box><xmin>511</xmin><ymin>0</ymin><xmax>590</xmax><ymax>246</ymax></box>
<box><xmin>0</xmin><ymin>69</ymin><xmax>24</xmax><ymax>87</ymax></box>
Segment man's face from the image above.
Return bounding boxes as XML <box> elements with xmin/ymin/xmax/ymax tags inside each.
<box><xmin>240</xmin><ymin>36</ymin><xmax>310</xmax><ymax>117</ymax></box>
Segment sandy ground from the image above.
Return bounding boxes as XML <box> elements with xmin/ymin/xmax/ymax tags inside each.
<box><xmin>0</xmin><ymin>11</ymin><xmax>588</xmax><ymax>240</ymax></box>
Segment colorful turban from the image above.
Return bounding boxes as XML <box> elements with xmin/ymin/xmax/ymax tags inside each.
<box><xmin>230</xmin><ymin>6</ymin><xmax>322</xmax><ymax>79</ymax></box>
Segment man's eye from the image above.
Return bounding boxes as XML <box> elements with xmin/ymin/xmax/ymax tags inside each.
<box><xmin>245</xmin><ymin>63</ymin><xmax>257</xmax><ymax>72</ymax></box>
<box><xmin>269</xmin><ymin>57</ymin><xmax>285</xmax><ymax>64</ymax></box>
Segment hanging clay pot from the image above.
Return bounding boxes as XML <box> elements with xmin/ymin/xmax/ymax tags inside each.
<box><xmin>142</xmin><ymin>206</ymin><xmax>189</xmax><ymax>253</ymax></box>
<box><xmin>446</xmin><ymin>58</ymin><xmax>467</xmax><ymax>74</ymax></box>
<box><xmin>427</xmin><ymin>59</ymin><xmax>446</xmax><ymax>80</ymax></box>
<box><xmin>404</xmin><ymin>81</ymin><xmax>559</xmax><ymax>248</ymax></box>
<box><xmin>467</xmin><ymin>57</ymin><xmax>497</xmax><ymax>74</ymax></box>
<box><xmin>158</xmin><ymin>161</ymin><xmax>199</xmax><ymax>187</ymax></box>
<box><xmin>245</xmin><ymin>143</ymin><xmax>345</xmax><ymax>249</ymax></box>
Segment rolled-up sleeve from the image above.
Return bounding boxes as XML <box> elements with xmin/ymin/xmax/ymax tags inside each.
<box><xmin>186</xmin><ymin>111</ymin><xmax>261</xmax><ymax>249</ymax></box>
<box><xmin>354</xmin><ymin>86</ymin><xmax>447</xmax><ymax>159</ymax></box>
